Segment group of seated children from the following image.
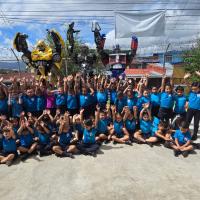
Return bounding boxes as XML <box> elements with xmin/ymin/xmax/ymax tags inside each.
<box><xmin>0</xmin><ymin>71</ymin><xmax>199</xmax><ymax>166</ymax></box>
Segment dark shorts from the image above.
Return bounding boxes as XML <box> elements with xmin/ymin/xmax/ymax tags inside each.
<box><xmin>151</xmin><ymin>105</ymin><xmax>160</xmax><ymax>117</ymax></box>
<box><xmin>142</xmin><ymin>132</ymin><xmax>152</xmax><ymax>139</ymax></box>
<box><xmin>56</xmin><ymin>105</ymin><xmax>67</xmax><ymax>114</ymax></box>
<box><xmin>158</xmin><ymin>107</ymin><xmax>173</xmax><ymax>121</ymax></box>
<box><xmin>67</xmin><ymin>108</ymin><xmax>78</xmax><ymax>116</ymax></box>
<box><xmin>96</xmin><ymin>131</ymin><xmax>109</xmax><ymax>136</ymax></box>
<box><xmin>0</xmin><ymin>151</ymin><xmax>18</xmax><ymax>159</ymax></box>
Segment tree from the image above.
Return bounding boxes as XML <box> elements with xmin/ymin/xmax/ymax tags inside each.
<box><xmin>183</xmin><ymin>39</ymin><xmax>200</xmax><ymax>82</ymax></box>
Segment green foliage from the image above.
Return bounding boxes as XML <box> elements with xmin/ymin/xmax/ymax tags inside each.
<box><xmin>183</xmin><ymin>39</ymin><xmax>200</xmax><ymax>82</ymax></box>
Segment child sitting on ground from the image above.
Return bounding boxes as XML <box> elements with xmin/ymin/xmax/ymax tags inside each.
<box><xmin>17</xmin><ymin>120</ymin><xmax>37</xmax><ymax>161</ymax></box>
<box><xmin>170</xmin><ymin>121</ymin><xmax>193</xmax><ymax>157</ymax></box>
<box><xmin>0</xmin><ymin>126</ymin><xmax>17</xmax><ymax>166</ymax></box>
<box><xmin>134</xmin><ymin>106</ymin><xmax>158</xmax><ymax>147</ymax></box>
<box><xmin>52</xmin><ymin>113</ymin><xmax>76</xmax><ymax>158</ymax></box>
<box><xmin>109</xmin><ymin>106</ymin><xmax>132</xmax><ymax>145</ymax></box>
<box><xmin>76</xmin><ymin>112</ymin><xmax>100</xmax><ymax>157</ymax></box>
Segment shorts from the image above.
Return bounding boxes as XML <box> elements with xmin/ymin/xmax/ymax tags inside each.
<box><xmin>151</xmin><ymin>105</ymin><xmax>160</xmax><ymax>117</ymax></box>
<box><xmin>56</xmin><ymin>105</ymin><xmax>67</xmax><ymax>113</ymax></box>
<box><xmin>142</xmin><ymin>132</ymin><xmax>152</xmax><ymax>139</ymax></box>
<box><xmin>67</xmin><ymin>108</ymin><xmax>78</xmax><ymax>116</ymax></box>
<box><xmin>96</xmin><ymin>131</ymin><xmax>109</xmax><ymax>136</ymax></box>
<box><xmin>0</xmin><ymin>151</ymin><xmax>18</xmax><ymax>159</ymax></box>
<box><xmin>158</xmin><ymin>107</ymin><xmax>173</xmax><ymax>121</ymax></box>
<box><xmin>60</xmin><ymin>144</ymin><xmax>70</xmax><ymax>151</ymax></box>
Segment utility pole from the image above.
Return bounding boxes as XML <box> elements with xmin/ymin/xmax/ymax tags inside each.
<box><xmin>163</xmin><ymin>43</ymin><xmax>171</xmax><ymax>69</ymax></box>
<box><xmin>10</xmin><ymin>48</ymin><xmax>21</xmax><ymax>77</ymax></box>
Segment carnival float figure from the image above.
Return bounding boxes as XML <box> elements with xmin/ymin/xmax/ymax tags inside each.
<box><xmin>67</xmin><ymin>22</ymin><xmax>80</xmax><ymax>55</ymax></box>
<box><xmin>92</xmin><ymin>22</ymin><xmax>138</xmax><ymax>77</ymax></box>
<box><xmin>13</xmin><ymin>29</ymin><xmax>65</xmax><ymax>80</ymax></box>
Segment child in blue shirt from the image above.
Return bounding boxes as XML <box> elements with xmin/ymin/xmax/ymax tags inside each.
<box><xmin>136</xmin><ymin>89</ymin><xmax>151</xmax><ymax>112</ymax></box>
<box><xmin>76</xmin><ymin>118</ymin><xmax>100</xmax><ymax>157</ymax></box>
<box><xmin>17</xmin><ymin>120</ymin><xmax>37</xmax><ymax>161</ymax></box>
<box><xmin>123</xmin><ymin>107</ymin><xmax>137</xmax><ymax>141</ymax></box>
<box><xmin>110</xmin><ymin>106</ymin><xmax>132</xmax><ymax>145</ymax></box>
<box><xmin>150</xmin><ymin>86</ymin><xmax>160</xmax><ymax>117</ymax></box>
<box><xmin>96</xmin><ymin>86</ymin><xmax>108</xmax><ymax>110</ymax></box>
<box><xmin>95</xmin><ymin>106</ymin><xmax>112</xmax><ymax>143</ymax></box>
<box><xmin>54</xmin><ymin>87</ymin><xmax>67</xmax><ymax>114</ymax></box>
<box><xmin>8</xmin><ymin>93</ymin><xmax>23</xmax><ymax>118</ymax></box>
<box><xmin>52</xmin><ymin>116</ymin><xmax>76</xmax><ymax>158</ymax></box>
<box><xmin>73</xmin><ymin>114</ymin><xmax>84</xmax><ymax>141</ymax></box>
<box><xmin>134</xmin><ymin>107</ymin><xmax>158</xmax><ymax>147</ymax></box>
<box><xmin>171</xmin><ymin>121</ymin><xmax>193</xmax><ymax>157</ymax></box>
<box><xmin>35</xmin><ymin>88</ymin><xmax>46</xmax><ymax>117</ymax></box>
<box><xmin>158</xmin><ymin>76</ymin><xmax>175</xmax><ymax>122</ymax></box>
<box><xmin>186</xmin><ymin>82</ymin><xmax>200</xmax><ymax>140</ymax></box>
<box><xmin>114</xmin><ymin>91</ymin><xmax>126</xmax><ymax>114</ymax></box>
<box><xmin>35</xmin><ymin>120</ymin><xmax>52</xmax><ymax>156</ymax></box>
<box><xmin>0</xmin><ymin>84</ymin><xmax>8</xmax><ymax>116</ymax></box>
<box><xmin>22</xmin><ymin>88</ymin><xmax>37</xmax><ymax>115</ymax></box>
<box><xmin>174</xmin><ymin>86</ymin><xmax>187</xmax><ymax>119</ymax></box>
<box><xmin>154</xmin><ymin>120</ymin><xmax>173</xmax><ymax>147</ymax></box>
<box><xmin>0</xmin><ymin>126</ymin><xmax>17</xmax><ymax>166</ymax></box>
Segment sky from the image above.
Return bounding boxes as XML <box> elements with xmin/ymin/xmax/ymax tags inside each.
<box><xmin>0</xmin><ymin>0</ymin><xmax>200</xmax><ymax>60</ymax></box>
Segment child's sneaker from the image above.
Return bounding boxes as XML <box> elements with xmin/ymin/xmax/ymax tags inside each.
<box><xmin>21</xmin><ymin>153</ymin><xmax>30</xmax><ymax>161</ymax></box>
<box><xmin>104</xmin><ymin>140</ymin><xmax>110</xmax><ymax>144</ymax></box>
<box><xmin>182</xmin><ymin>151</ymin><xmax>189</xmax><ymax>158</ymax></box>
<box><xmin>146</xmin><ymin>142</ymin><xmax>153</xmax><ymax>148</ymax></box>
<box><xmin>62</xmin><ymin>152</ymin><xmax>75</xmax><ymax>159</ymax></box>
<box><xmin>113</xmin><ymin>141</ymin><xmax>117</xmax><ymax>145</ymax></box>
<box><xmin>173</xmin><ymin>149</ymin><xmax>180</xmax><ymax>157</ymax></box>
<box><xmin>6</xmin><ymin>160</ymin><xmax>13</xmax><ymax>167</ymax></box>
<box><xmin>125</xmin><ymin>140</ymin><xmax>133</xmax><ymax>146</ymax></box>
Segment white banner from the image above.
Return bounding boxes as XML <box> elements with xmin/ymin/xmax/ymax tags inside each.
<box><xmin>115</xmin><ymin>11</ymin><xmax>165</xmax><ymax>38</ymax></box>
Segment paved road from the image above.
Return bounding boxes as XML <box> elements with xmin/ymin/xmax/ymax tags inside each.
<box><xmin>1</xmin><ymin>137</ymin><xmax>200</xmax><ymax>200</ymax></box>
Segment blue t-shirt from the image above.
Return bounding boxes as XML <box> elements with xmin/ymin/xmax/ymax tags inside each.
<box><xmin>97</xmin><ymin>118</ymin><xmax>111</xmax><ymax>133</ymax></box>
<box><xmin>140</xmin><ymin>119</ymin><xmax>152</xmax><ymax>134</ymax></box>
<box><xmin>59</xmin><ymin>131</ymin><xmax>73</xmax><ymax>146</ymax></box>
<box><xmin>11</xmin><ymin>99</ymin><xmax>23</xmax><ymax>117</ymax></box>
<box><xmin>151</xmin><ymin>117</ymin><xmax>160</xmax><ymax>136</ymax></box>
<box><xmin>37</xmin><ymin>131</ymin><xmax>50</xmax><ymax>145</ymax></box>
<box><xmin>125</xmin><ymin>119</ymin><xmax>136</xmax><ymax>132</ymax></box>
<box><xmin>83</xmin><ymin>128</ymin><xmax>96</xmax><ymax>144</ymax></box>
<box><xmin>160</xmin><ymin>92</ymin><xmax>174</xmax><ymax>109</ymax></box>
<box><xmin>74</xmin><ymin>123</ymin><xmax>84</xmax><ymax>134</ymax></box>
<box><xmin>115</xmin><ymin>97</ymin><xmax>126</xmax><ymax>113</ymax></box>
<box><xmin>36</xmin><ymin>95</ymin><xmax>46</xmax><ymax>111</ymax></box>
<box><xmin>137</xmin><ymin>96</ymin><xmax>151</xmax><ymax>111</ymax></box>
<box><xmin>188</xmin><ymin>92</ymin><xmax>200</xmax><ymax>110</ymax></box>
<box><xmin>174</xmin><ymin>130</ymin><xmax>191</xmax><ymax>145</ymax></box>
<box><xmin>97</xmin><ymin>90</ymin><xmax>108</xmax><ymax>105</ymax></box>
<box><xmin>150</xmin><ymin>93</ymin><xmax>160</xmax><ymax>107</ymax></box>
<box><xmin>110</xmin><ymin>90</ymin><xmax>117</xmax><ymax>104</ymax></box>
<box><xmin>67</xmin><ymin>94</ymin><xmax>78</xmax><ymax>109</ymax></box>
<box><xmin>19</xmin><ymin>133</ymin><xmax>33</xmax><ymax>147</ymax></box>
<box><xmin>22</xmin><ymin>95</ymin><xmax>37</xmax><ymax>112</ymax></box>
<box><xmin>126</xmin><ymin>98</ymin><xmax>137</xmax><ymax>111</ymax></box>
<box><xmin>0</xmin><ymin>98</ymin><xmax>8</xmax><ymax>114</ymax></box>
<box><xmin>3</xmin><ymin>137</ymin><xmax>17</xmax><ymax>152</ymax></box>
<box><xmin>54</xmin><ymin>93</ymin><xmax>67</xmax><ymax>106</ymax></box>
<box><xmin>79</xmin><ymin>93</ymin><xmax>92</xmax><ymax>108</ymax></box>
<box><xmin>114</xmin><ymin>120</ymin><xmax>124</xmax><ymax>138</ymax></box>
<box><xmin>174</xmin><ymin>95</ymin><xmax>187</xmax><ymax>114</ymax></box>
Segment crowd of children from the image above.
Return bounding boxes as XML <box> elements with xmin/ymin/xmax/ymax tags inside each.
<box><xmin>0</xmin><ymin>71</ymin><xmax>199</xmax><ymax>166</ymax></box>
